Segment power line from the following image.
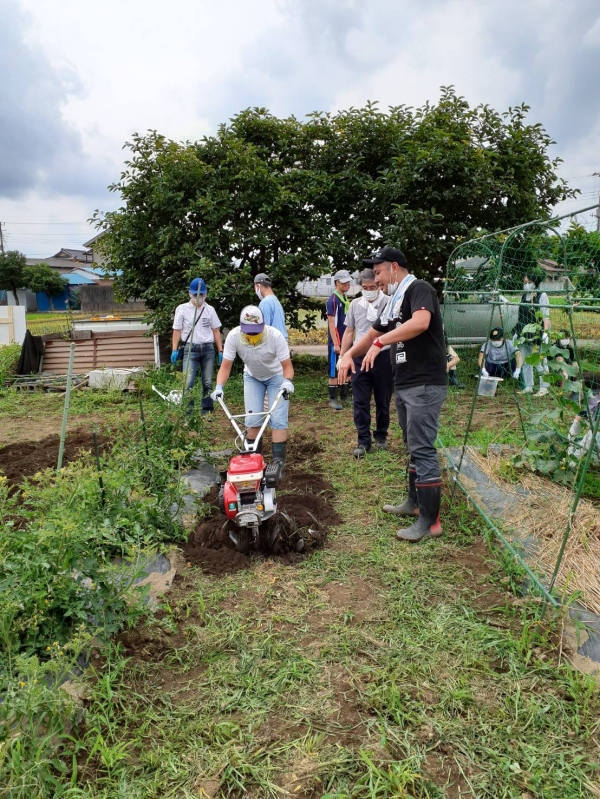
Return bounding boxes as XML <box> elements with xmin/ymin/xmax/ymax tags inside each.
<box><xmin>5</xmin><ymin>221</ymin><xmax>93</xmax><ymax>226</ymax></box>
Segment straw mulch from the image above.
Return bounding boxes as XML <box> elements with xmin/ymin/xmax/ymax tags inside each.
<box><xmin>464</xmin><ymin>447</ymin><xmax>600</xmax><ymax>615</ymax></box>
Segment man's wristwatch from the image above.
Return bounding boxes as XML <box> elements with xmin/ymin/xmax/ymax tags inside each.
<box><xmin>372</xmin><ymin>338</ymin><xmax>383</xmax><ymax>349</ymax></box>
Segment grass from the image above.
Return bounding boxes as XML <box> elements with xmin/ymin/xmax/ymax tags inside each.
<box><xmin>1</xmin><ymin>359</ymin><xmax>599</xmax><ymax>797</ymax></box>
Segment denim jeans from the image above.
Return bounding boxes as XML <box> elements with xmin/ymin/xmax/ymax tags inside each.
<box><xmin>351</xmin><ymin>354</ymin><xmax>393</xmax><ymax>447</ymax></box>
<box><xmin>243</xmin><ymin>372</ymin><xmax>289</xmax><ymax>429</ymax></box>
<box><xmin>395</xmin><ymin>384</ymin><xmax>447</xmax><ymax>483</ymax></box>
<box><xmin>183</xmin><ymin>343</ymin><xmax>215</xmax><ymax>412</ymax></box>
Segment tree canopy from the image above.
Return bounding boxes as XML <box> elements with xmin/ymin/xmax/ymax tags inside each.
<box><xmin>0</xmin><ymin>251</ymin><xmax>26</xmax><ymax>305</ymax></box>
<box><xmin>93</xmin><ymin>87</ymin><xmax>576</xmax><ymax>331</ymax></box>
<box><xmin>22</xmin><ymin>264</ymin><xmax>68</xmax><ymax>311</ymax></box>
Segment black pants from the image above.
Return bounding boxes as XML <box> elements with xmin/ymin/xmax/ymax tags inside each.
<box><xmin>351</xmin><ymin>355</ymin><xmax>393</xmax><ymax>447</ymax></box>
<box><xmin>486</xmin><ymin>358</ymin><xmax>516</xmax><ymax>379</ymax></box>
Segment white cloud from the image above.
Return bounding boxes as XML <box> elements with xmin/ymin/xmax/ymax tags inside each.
<box><xmin>2</xmin><ymin>0</ymin><xmax>599</xmax><ymax>254</ymax></box>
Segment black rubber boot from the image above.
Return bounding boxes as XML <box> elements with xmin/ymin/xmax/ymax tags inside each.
<box><xmin>448</xmin><ymin>369</ymin><xmax>464</xmax><ymax>388</ymax></box>
<box><xmin>328</xmin><ymin>386</ymin><xmax>343</xmax><ymax>410</ymax></box>
<box><xmin>246</xmin><ymin>437</ymin><xmax>263</xmax><ymax>454</ymax></box>
<box><xmin>339</xmin><ymin>382</ymin><xmax>351</xmax><ymax>405</ymax></box>
<box><xmin>272</xmin><ymin>441</ymin><xmax>287</xmax><ymax>476</ymax></box>
<box><xmin>382</xmin><ymin>463</ymin><xmax>419</xmax><ymax>516</ymax></box>
<box><xmin>396</xmin><ymin>481</ymin><xmax>442</xmax><ymax>542</ymax></box>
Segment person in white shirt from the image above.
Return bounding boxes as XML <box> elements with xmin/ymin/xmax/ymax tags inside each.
<box><xmin>514</xmin><ymin>270</ymin><xmax>551</xmax><ymax>397</ymax></box>
<box><xmin>340</xmin><ymin>269</ymin><xmax>392</xmax><ymax>458</ymax></box>
<box><xmin>211</xmin><ymin>306</ymin><xmax>294</xmax><ymax>469</ymax></box>
<box><xmin>171</xmin><ymin>278</ymin><xmax>223</xmax><ymax>414</ymax></box>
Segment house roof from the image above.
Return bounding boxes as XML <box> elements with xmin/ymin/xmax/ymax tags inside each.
<box><xmin>52</xmin><ymin>248</ymin><xmax>92</xmax><ymax>261</ymax></box>
<box><xmin>539</xmin><ymin>259</ymin><xmax>565</xmax><ymax>273</ymax></box>
<box><xmin>26</xmin><ymin>257</ymin><xmax>79</xmax><ymax>271</ymax></box>
<box><xmin>83</xmin><ymin>232</ymin><xmax>106</xmax><ymax>248</ymax></box>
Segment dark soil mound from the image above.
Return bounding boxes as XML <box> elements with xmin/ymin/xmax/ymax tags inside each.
<box><xmin>182</xmin><ymin>445</ymin><xmax>340</xmax><ymax>575</ymax></box>
<box><xmin>0</xmin><ymin>430</ymin><xmax>109</xmax><ymax>488</ymax></box>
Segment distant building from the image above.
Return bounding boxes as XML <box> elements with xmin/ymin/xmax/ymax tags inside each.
<box><xmin>296</xmin><ymin>272</ymin><xmax>361</xmax><ymax>298</ymax></box>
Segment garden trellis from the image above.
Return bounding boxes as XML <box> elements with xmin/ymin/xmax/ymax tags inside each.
<box><xmin>441</xmin><ymin>202</ymin><xmax>600</xmax><ymax>614</ymax></box>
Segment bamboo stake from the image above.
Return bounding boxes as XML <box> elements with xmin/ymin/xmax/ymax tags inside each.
<box><xmin>57</xmin><ymin>342</ymin><xmax>75</xmax><ymax>473</ymax></box>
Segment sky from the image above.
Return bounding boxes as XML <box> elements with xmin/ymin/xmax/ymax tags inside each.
<box><xmin>1</xmin><ymin>0</ymin><xmax>600</xmax><ymax>257</ymax></box>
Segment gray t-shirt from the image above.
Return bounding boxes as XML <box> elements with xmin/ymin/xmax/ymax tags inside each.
<box><xmin>481</xmin><ymin>339</ymin><xmax>516</xmax><ymax>364</ymax></box>
<box><xmin>223</xmin><ymin>325</ymin><xmax>290</xmax><ymax>379</ymax></box>
<box><xmin>345</xmin><ymin>292</ymin><xmax>390</xmax><ymax>346</ymax></box>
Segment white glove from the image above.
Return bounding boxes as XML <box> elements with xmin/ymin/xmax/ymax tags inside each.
<box><xmin>481</xmin><ymin>368</ymin><xmax>489</xmax><ymax>378</ymax></box>
<box><xmin>281</xmin><ymin>379</ymin><xmax>294</xmax><ymax>395</ymax></box>
<box><xmin>512</xmin><ymin>367</ymin><xmax>521</xmax><ymax>379</ymax></box>
<box><xmin>542</xmin><ymin>331</ymin><xmax>549</xmax><ymax>345</ymax></box>
<box><xmin>210</xmin><ymin>384</ymin><xmax>224</xmax><ymax>401</ymax></box>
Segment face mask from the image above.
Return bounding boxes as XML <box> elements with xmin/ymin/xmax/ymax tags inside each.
<box><xmin>190</xmin><ymin>294</ymin><xmax>205</xmax><ymax>306</ymax></box>
<box><xmin>242</xmin><ymin>331</ymin><xmax>265</xmax><ymax>347</ymax></box>
<box><xmin>523</xmin><ymin>283</ymin><xmax>532</xmax><ymax>292</ymax></box>
<box><xmin>559</xmin><ymin>339</ymin><xmax>570</xmax><ymax>347</ymax></box>
<box><xmin>255</xmin><ymin>287</ymin><xmax>262</xmax><ymax>300</ymax></box>
<box><xmin>491</xmin><ymin>340</ymin><xmax>504</xmax><ymax>348</ymax></box>
<box><xmin>387</xmin><ymin>268</ymin><xmax>399</xmax><ymax>296</ymax></box>
<box><xmin>362</xmin><ymin>289</ymin><xmax>379</xmax><ymax>302</ymax></box>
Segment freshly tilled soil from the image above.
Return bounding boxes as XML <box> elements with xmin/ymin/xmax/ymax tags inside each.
<box><xmin>183</xmin><ymin>440</ymin><xmax>340</xmax><ymax>575</ymax></box>
<box><xmin>0</xmin><ymin>430</ymin><xmax>109</xmax><ymax>487</ymax></box>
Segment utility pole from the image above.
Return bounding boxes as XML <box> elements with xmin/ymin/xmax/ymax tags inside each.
<box><xmin>0</xmin><ymin>222</ymin><xmax>4</xmax><ymax>254</ymax></box>
<box><xmin>593</xmin><ymin>174</ymin><xmax>600</xmax><ymax>232</ymax></box>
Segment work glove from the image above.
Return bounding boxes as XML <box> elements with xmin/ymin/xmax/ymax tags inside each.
<box><xmin>281</xmin><ymin>379</ymin><xmax>294</xmax><ymax>395</ymax></box>
<box><xmin>512</xmin><ymin>367</ymin><xmax>521</xmax><ymax>379</ymax></box>
<box><xmin>170</xmin><ymin>350</ymin><xmax>179</xmax><ymax>365</ymax></box>
<box><xmin>217</xmin><ymin>352</ymin><xmax>223</xmax><ymax>366</ymax></box>
<box><xmin>481</xmin><ymin>367</ymin><xmax>489</xmax><ymax>378</ymax></box>
<box><xmin>210</xmin><ymin>384</ymin><xmax>224</xmax><ymax>401</ymax></box>
<box><xmin>542</xmin><ymin>331</ymin><xmax>549</xmax><ymax>345</ymax></box>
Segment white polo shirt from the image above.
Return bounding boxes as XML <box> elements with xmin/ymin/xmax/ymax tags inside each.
<box><xmin>173</xmin><ymin>301</ymin><xmax>221</xmax><ymax>345</ymax></box>
<box><xmin>223</xmin><ymin>325</ymin><xmax>290</xmax><ymax>379</ymax></box>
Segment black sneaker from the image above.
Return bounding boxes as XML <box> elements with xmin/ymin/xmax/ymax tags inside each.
<box><xmin>353</xmin><ymin>444</ymin><xmax>370</xmax><ymax>458</ymax></box>
<box><xmin>373</xmin><ymin>438</ymin><xmax>388</xmax><ymax>451</ymax></box>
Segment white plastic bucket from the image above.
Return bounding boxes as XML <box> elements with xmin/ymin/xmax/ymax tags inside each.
<box><xmin>477</xmin><ymin>376</ymin><xmax>503</xmax><ymax>397</ymax></box>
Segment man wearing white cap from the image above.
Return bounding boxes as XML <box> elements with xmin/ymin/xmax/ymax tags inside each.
<box><xmin>211</xmin><ymin>306</ymin><xmax>294</xmax><ymax>469</ymax></box>
<box><xmin>326</xmin><ymin>269</ymin><xmax>353</xmax><ymax>410</ymax></box>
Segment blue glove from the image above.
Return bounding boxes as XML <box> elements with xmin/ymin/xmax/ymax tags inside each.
<box><xmin>210</xmin><ymin>384</ymin><xmax>224</xmax><ymax>402</ymax></box>
<box><xmin>217</xmin><ymin>352</ymin><xmax>223</xmax><ymax>366</ymax></box>
<box><xmin>170</xmin><ymin>350</ymin><xmax>179</xmax><ymax>365</ymax></box>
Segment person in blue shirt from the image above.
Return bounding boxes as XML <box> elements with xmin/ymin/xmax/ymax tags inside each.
<box><xmin>254</xmin><ymin>273</ymin><xmax>288</xmax><ymax>339</ymax></box>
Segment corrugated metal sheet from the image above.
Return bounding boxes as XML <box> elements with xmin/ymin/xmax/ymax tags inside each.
<box><xmin>42</xmin><ymin>331</ymin><xmax>156</xmax><ymax>374</ymax></box>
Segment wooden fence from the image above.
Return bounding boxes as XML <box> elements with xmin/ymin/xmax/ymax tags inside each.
<box><xmin>80</xmin><ymin>285</ymin><xmax>146</xmax><ymax>315</ymax></box>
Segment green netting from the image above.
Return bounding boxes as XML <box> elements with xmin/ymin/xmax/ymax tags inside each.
<box><xmin>441</xmin><ymin>203</ymin><xmax>600</xmax><ymax>614</ymax></box>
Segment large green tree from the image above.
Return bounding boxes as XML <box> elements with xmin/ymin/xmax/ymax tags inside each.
<box><xmin>0</xmin><ymin>251</ymin><xmax>26</xmax><ymax>305</ymax></box>
<box><xmin>22</xmin><ymin>264</ymin><xmax>68</xmax><ymax>311</ymax></box>
<box><xmin>93</xmin><ymin>87</ymin><xmax>576</xmax><ymax>331</ymax></box>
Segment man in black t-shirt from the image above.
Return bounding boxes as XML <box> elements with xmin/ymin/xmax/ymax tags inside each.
<box><xmin>338</xmin><ymin>247</ymin><xmax>447</xmax><ymax>542</ymax></box>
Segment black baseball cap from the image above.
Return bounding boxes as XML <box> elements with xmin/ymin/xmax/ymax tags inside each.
<box><xmin>253</xmin><ymin>273</ymin><xmax>272</xmax><ymax>286</ymax></box>
<box><xmin>490</xmin><ymin>327</ymin><xmax>504</xmax><ymax>341</ymax></box>
<box><xmin>362</xmin><ymin>246</ymin><xmax>408</xmax><ymax>267</ymax></box>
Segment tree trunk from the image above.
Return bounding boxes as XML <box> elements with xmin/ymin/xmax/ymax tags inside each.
<box><xmin>47</xmin><ymin>292</ymin><xmax>55</xmax><ymax>312</ymax></box>
<box><xmin>11</xmin><ymin>288</ymin><xmax>20</xmax><ymax>305</ymax></box>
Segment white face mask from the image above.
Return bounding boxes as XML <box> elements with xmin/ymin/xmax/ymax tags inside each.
<box><xmin>362</xmin><ymin>289</ymin><xmax>379</xmax><ymax>302</ymax></box>
<box><xmin>559</xmin><ymin>339</ymin><xmax>570</xmax><ymax>347</ymax></box>
<box><xmin>255</xmin><ymin>287</ymin><xmax>263</xmax><ymax>300</ymax></box>
<box><xmin>190</xmin><ymin>294</ymin><xmax>205</xmax><ymax>306</ymax></box>
<box><xmin>523</xmin><ymin>282</ymin><xmax>533</xmax><ymax>292</ymax></box>
<box><xmin>491</xmin><ymin>340</ymin><xmax>504</xmax><ymax>348</ymax></box>
<box><xmin>387</xmin><ymin>267</ymin><xmax>399</xmax><ymax>296</ymax></box>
